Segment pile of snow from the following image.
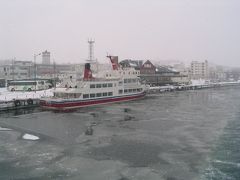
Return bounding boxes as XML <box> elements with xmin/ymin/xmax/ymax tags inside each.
<box><xmin>191</xmin><ymin>79</ymin><xmax>206</xmax><ymax>86</ymax></box>
<box><xmin>22</xmin><ymin>133</ymin><xmax>40</xmax><ymax>140</ymax></box>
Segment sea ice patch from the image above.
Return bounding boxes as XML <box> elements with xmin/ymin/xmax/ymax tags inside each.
<box><xmin>0</xmin><ymin>126</ymin><xmax>12</xmax><ymax>131</ymax></box>
<box><xmin>22</xmin><ymin>133</ymin><xmax>40</xmax><ymax>140</ymax></box>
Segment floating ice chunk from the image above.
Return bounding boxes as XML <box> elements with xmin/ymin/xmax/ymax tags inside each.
<box><xmin>0</xmin><ymin>126</ymin><xmax>12</xmax><ymax>131</ymax></box>
<box><xmin>22</xmin><ymin>133</ymin><xmax>39</xmax><ymax>140</ymax></box>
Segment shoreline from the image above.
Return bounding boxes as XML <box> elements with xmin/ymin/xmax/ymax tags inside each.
<box><xmin>0</xmin><ymin>81</ymin><xmax>239</xmax><ymax>111</ymax></box>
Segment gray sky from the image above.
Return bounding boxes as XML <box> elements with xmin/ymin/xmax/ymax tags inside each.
<box><xmin>0</xmin><ymin>0</ymin><xmax>240</xmax><ymax>66</ymax></box>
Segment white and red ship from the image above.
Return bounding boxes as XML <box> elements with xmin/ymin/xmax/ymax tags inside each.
<box><xmin>40</xmin><ymin>56</ymin><xmax>147</xmax><ymax>110</ymax></box>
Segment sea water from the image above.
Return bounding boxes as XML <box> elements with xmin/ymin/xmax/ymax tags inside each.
<box><xmin>0</xmin><ymin>87</ymin><xmax>240</xmax><ymax>180</ymax></box>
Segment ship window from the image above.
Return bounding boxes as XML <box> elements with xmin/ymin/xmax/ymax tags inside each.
<box><xmin>108</xmin><ymin>83</ymin><xmax>113</xmax><ymax>87</ymax></box>
<box><xmin>90</xmin><ymin>94</ymin><xmax>95</xmax><ymax>98</ymax></box>
<box><xmin>124</xmin><ymin>79</ymin><xmax>127</xmax><ymax>83</ymax></box>
<box><xmin>90</xmin><ymin>84</ymin><xmax>95</xmax><ymax>88</ymax></box>
<box><xmin>132</xmin><ymin>79</ymin><xmax>136</xmax><ymax>83</ymax></box>
<box><xmin>119</xmin><ymin>90</ymin><xmax>123</xmax><ymax>94</ymax></box>
<box><xmin>133</xmin><ymin>89</ymin><xmax>137</xmax><ymax>92</ymax></box>
<box><xmin>124</xmin><ymin>89</ymin><xmax>128</xmax><ymax>93</ymax></box>
<box><xmin>96</xmin><ymin>84</ymin><xmax>101</xmax><ymax>88</ymax></box>
<box><xmin>108</xmin><ymin>92</ymin><xmax>113</xmax><ymax>96</ymax></box>
<box><xmin>83</xmin><ymin>94</ymin><xmax>89</xmax><ymax>99</ymax></box>
<box><xmin>103</xmin><ymin>92</ymin><xmax>108</xmax><ymax>96</ymax></box>
<box><xmin>96</xmin><ymin>93</ymin><xmax>102</xmax><ymax>97</ymax></box>
<box><xmin>102</xmin><ymin>84</ymin><xmax>107</xmax><ymax>88</ymax></box>
<box><xmin>129</xmin><ymin>89</ymin><xmax>133</xmax><ymax>93</ymax></box>
<box><xmin>68</xmin><ymin>93</ymin><xmax>75</xmax><ymax>98</ymax></box>
<box><xmin>128</xmin><ymin>79</ymin><xmax>131</xmax><ymax>83</ymax></box>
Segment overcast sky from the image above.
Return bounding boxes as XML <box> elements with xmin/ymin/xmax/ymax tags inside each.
<box><xmin>0</xmin><ymin>0</ymin><xmax>240</xmax><ymax>66</ymax></box>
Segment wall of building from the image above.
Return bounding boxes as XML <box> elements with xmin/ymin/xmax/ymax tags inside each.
<box><xmin>0</xmin><ymin>61</ymin><xmax>33</xmax><ymax>81</ymax></box>
<box><xmin>190</xmin><ymin>60</ymin><xmax>209</xmax><ymax>79</ymax></box>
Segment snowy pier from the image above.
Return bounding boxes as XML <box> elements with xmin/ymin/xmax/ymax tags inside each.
<box><xmin>0</xmin><ymin>88</ymin><xmax>53</xmax><ymax>111</ymax></box>
<box><xmin>147</xmin><ymin>81</ymin><xmax>240</xmax><ymax>94</ymax></box>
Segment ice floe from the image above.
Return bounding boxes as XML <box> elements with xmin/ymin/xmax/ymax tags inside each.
<box><xmin>0</xmin><ymin>126</ymin><xmax>12</xmax><ymax>131</ymax></box>
<box><xmin>22</xmin><ymin>133</ymin><xmax>40</xmax><ymax>140</ymax></box>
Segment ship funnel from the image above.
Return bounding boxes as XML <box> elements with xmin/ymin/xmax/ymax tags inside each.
<box><xmin>83</xmin><ymin>63</ymin><xmax>93</xmax><ymax>80</ymax></box>
<box><xmin>107</xmin><ymin>56</ymin><xmax>119</xmax><ymax>70</ymax></box>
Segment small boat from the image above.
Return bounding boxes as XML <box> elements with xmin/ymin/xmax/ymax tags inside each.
<box><xmin>40</xmin><ymin>56</ymin><xmax>147</xmax><ymax>110</ymax></box>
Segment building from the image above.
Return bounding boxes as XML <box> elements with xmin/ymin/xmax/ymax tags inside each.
<box><xmin>36</xmin><ymin>63</ymin><xmax>76</xmax><ymax>80</ymax></box>
<box><xmin>140</xmin><ymin>60</ymin><xmax>189</xmax><ymax>86</ymax></box>
<box><xmin>119</xmin><ymin>59</ymin><xmax>143</xmax><ymax>70</ymax></box>
<box><xmin>140</xmin><ymin>60</ymin><xmax>156</xmax><ymax>74</ymax></box>
<box><xmin>42</xmin><ymin>50</ymin><xmax>51</xmax><ymax>64</ymax></box>
<box><xmin>190</xmin><ymin>60</ymin><xmax>209</xmax><ymax>79</ymax></box>
<box><xmin>0</xmin><ymin>60</ymin><xmax>33</xmax><ymax>81</ymax></box>
<box><xmin>209</xmin><ymin>66</ymin><xmax>227</xmax><ymax>82</ymax></box>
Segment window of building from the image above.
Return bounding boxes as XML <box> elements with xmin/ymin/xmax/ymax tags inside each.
<box><xmin>118</xmin><ymin>81</ymin><xmax>123</xmax><ymax>86</ymax></box>
<box><xmin>124</xmin><ymin>89</ymin><xmax>128</xmax><ymax>93</ymax></box>
<box><xmin>124</xmin><ymin>79</ymin><xmax>127</xmax><ymax>83</ymax></box>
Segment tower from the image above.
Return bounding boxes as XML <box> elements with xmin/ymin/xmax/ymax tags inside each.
<box><xmin>42</xmin><ymin>50</ymin><xmax>50</xmax><ymax>64</ymax></box>
<box><xmin>88</xmin><ymin>39</ymin><xmax>95</xmax><ymax>62</ymax></box>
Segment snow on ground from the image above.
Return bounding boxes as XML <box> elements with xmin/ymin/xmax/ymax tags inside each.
<box><xmin>0</xmin><ymin>88</ymin><xmax>53</xmax><ymax>101</ymax></box>
<box><xmin>190</xmin><ymin>79</ymin><xmax>207</xmax><ymax>86</ymax></box>
<box><xmin>22</xmin><ymin>133</ymin><xmax>40</xmax><ymax>140</ymax></box>
<box><xmin>0</xmin><ymin>126</ymin><xmax>12</xmax><ymax>131</ymax></box>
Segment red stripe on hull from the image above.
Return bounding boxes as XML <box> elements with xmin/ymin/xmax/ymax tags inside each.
<box><xmin>40</xmin><ymin>93</ymin><xmax>146</xmax><ymax>110</ymax></box>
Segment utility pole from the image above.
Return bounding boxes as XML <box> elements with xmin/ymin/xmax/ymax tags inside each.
<box><xmin>34</xmin><ymin>53</ymin><xmax>41</xmax><ymax>92</ymax></box>
<box><xmin>12</xmin><ymin>58</ymin><xmax>15</xmax><ymax>80</ymax></box>
<box><xmin>53</xmin><ymin>60</ymin><xmax>56</xmax><ymax>89</ymax></box>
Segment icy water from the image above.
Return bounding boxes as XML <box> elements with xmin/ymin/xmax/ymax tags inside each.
<box><xmin>0</xmin><ymin>87</ymin><xmax>240</xmax><ymax>180</ymax></box>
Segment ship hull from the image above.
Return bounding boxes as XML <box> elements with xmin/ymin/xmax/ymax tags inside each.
<box><xmin>40</xmin><ymin>92</ymin><xmax>146</xmax><ymax>110</ymax></box>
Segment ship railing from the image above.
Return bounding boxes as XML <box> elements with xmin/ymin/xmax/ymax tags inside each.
<box><xmin>80</xmin><ymin>77</ymin><xmax>120</xmax><ymax>82</ymax></box>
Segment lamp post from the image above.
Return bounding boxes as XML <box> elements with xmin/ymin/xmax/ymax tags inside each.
<box><xmin>34</xmin><ymin>53</ymin><xmax>41</xmax><ymax>92</ymax></box>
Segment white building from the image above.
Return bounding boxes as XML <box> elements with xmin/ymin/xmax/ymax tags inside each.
<box><xmin>42</xmin><ymin>50</ymin><xmax>51</xmax><ymax>64</ymax></box>
<box><xmin>0</xmin><ymin>60</ymin><xmax>33</xmax><ymax>81</ymax></box>
<box><xmin>190</xmin><ymin>60</ymin><xmax>209</xmax><ymax>79</ymax></box>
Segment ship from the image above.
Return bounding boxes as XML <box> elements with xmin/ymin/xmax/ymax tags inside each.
<box><xmin>40</xmin><ymin>56</ymin><xmax>147</xmax><ymax>110</ymax></box>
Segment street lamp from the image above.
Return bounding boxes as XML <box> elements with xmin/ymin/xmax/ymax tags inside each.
<box><xmin>34</xmin><ymin>53</ymin><xmax>41</xmax><ymax>92</ymax></box>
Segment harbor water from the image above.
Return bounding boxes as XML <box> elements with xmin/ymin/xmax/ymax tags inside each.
<box><xmin>0</xmin><ymin>87</ymin><xmax>240</xmax><ymax>180</ymax></box>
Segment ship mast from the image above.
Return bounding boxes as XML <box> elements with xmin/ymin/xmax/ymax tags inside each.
<box><xmin>87</xmin><ymin>39</ymin><xmax>95</xmax><ymax>62</ymax></box>
<box><xmin>87</xmin><ymin>39</ymin><xmax>98</xmax><ymax>73</ymax></box>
